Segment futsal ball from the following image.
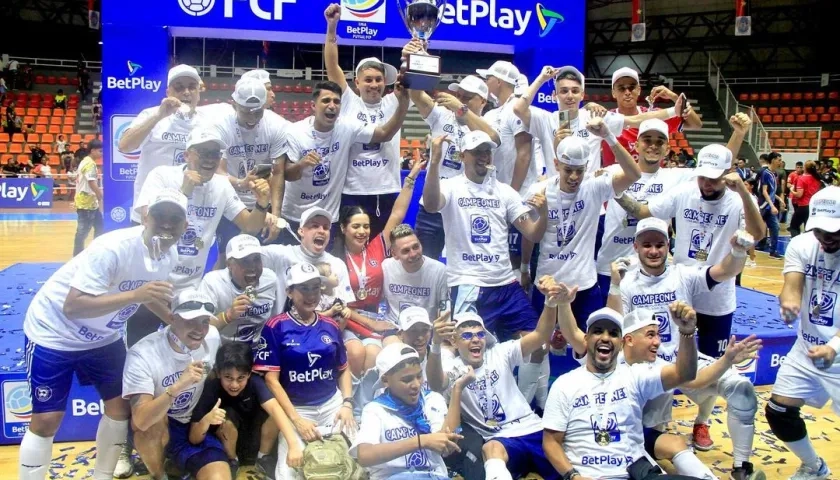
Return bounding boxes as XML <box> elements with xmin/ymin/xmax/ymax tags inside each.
<box><xmin>178</xmin><ymin>0</ymin><xmax>215</xmax><ymax>16</ymax></box>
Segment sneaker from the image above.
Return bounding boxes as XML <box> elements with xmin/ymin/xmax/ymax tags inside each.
<box><xmin>229</xmin><ymin>458</ymin><xmax>240</xmax><ymax>479</ymax></box>
<box><xmin>256</xmin><ymin>455</ymin><xmax>278</xmax><ymax>480</ymax></box>
<box><xmin>746</xmin><ymin>258</ymin><xmax>757</xmax><ymax>268</ymax></box>
<box><xmin>113</xmin><ymin>444</ymin><xmax>134</xmax><ymax>479</ymax></box>
<box><xmin>789</xmin><ymin>457</ymin><xmax>831</xmax><ymax>480</ymax></box>
<box><xmin>730</xmin><ymin>462</ymin><xmax>766</xmax><ymax>480</ymax></box>
<box><xmin>770</xmin><ymin>252</ymin><xmax>784</xmax><ymax>259</ymax></box>
<box><xmin>692</xmin><ymin>423</ymin><xmax>714</xmax><ymax>451</ymax></box>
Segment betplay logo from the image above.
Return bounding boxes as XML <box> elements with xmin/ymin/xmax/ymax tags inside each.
<box><xmin>106</xmin><ymin>60</ymin><xmax>162</xmax><ymax>92</ymax></box>
<box><xmin>440</xmin><ymin>0</ymin><xmax>535</xmax><ymax>36</ymax></box>
<box><xmin>0</xmin><ymin>182</ymin><xmax>47</xmax><ymax>202</ymax></box>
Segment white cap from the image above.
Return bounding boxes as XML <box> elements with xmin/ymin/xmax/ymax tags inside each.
<box><xmin>232</xmin><ymin>78</ymin><xmax>267</xmax><ymax>112</ymax></box>
<box><xmin>638</xmin><ymin>119</ymin><xmax>669</xmax><ymax>139</ymax></box>
<box><xmin>355</xmin><ymin>57</ymin><xmax>398</xmax><ymax>86</ymax></box>
<box><xmin>694</xmin><ymin>144</ymin><xmax>733</xmax><ymax>180</ymax></box>
<box><xmin>585</xmin><ymin>307</ymin><xmax>624</xmax><ymax>333</ymax></box>
<box><xmin>148</xmin><ymin>188</ymin><xmax>188</xmax><ymax>216</ymax></box>
<box><xmin>622</xmin><ymin>308</ymin><xmax>659</xmax><ymax>336</ymax></box>
<box><xmin>611</xmin><ymin>67</ymin><xmax>639</xmax><ymax>86</ymax></box>
<box><xmin>448</xmin><ymin>75</ymin><xmax>489</xmax><ymax>100</ymax></box>
<box><xmin>514</xmin><ymin>74</ymin><xmax>529</xmax><ymax>96</ymax></box>
<box><xmin>168</xmin><ymin>64</ymin><xmax>201</xmax><ymax>87</ymax></box>
<box><xmin>556</xmin><ymin>136</ymin><xmax>591</xmax><ymax>166</ymax></box>
<box><xmin>186</xmin><ymin>126</ymin><xmax>226</xmax><ymax>150</ymax></box>
<box><xmin>634</xmin><ymin>217</ymin><xmax>670</xmax><ymax>239</ymax></box>
<box><xmin>300</xmin><ymin>206</ymin><xmax>333</xmax><ymax>226</ymax></box>
<box><xmin>453</xmin><ymin>312</ymin><xmax>484</xmax><ymax>329</ymax></box>
<box><xmin>242</xmin><ymin>69</ymin><xmax>271</xmax><ymax>85</ymax></box>
<box><xmin>554</xmin><ymin>66</ymin><xmax>586</xmax><ymax>90</ymax></box>
<box><xmin>462</xmin><ymin>130</ymin><xmax>498</xmax><ymax>151</ymax></box>
<box><xmin>285</xmin><ymin>262</ymin><xmax>326</xmax><ymax>287</ymax></box>
<box><xmin>172</xmin><ymin>289</ymin><xmax>215</xmax><ymax>320</ymax></box>
<box><xmin>476</xmin><ymin>61</ymin><xmax>520</xmax><ymax>85</ymax></box>
<box><xmin>376</xmin><ymin>343</ymin><xmax>420</xmax><ymax>379</ymax></box>
<box><xmin>399</xmin><ymin>306</ymin><xmax>432</xmax><ymax>331</ymax></box>
<box><xmin>225</xmin><ymin>234</ymin><xmax>262</xmax><ymax>260</ymax></box>
<box><xmin>806</xmin><ymin>186</ymin><xmax>840</xmax><ymax>233</ymax></box>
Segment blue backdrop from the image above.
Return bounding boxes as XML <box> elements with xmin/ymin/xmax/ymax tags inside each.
<box><xmin>0</xmin><ymin>178</ymin><xmax>53</xmax><ymax>209</ymax></box>
<box><xmin>101</xmin><ymin>0</ymin><xmax>585</xmax><ymax>229</ymax></box>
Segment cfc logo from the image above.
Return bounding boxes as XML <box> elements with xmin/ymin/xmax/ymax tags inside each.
<box><xmin>177</xmin><ymin>0</ymin><xmax>297</xmax><ymax>20</ymax></box>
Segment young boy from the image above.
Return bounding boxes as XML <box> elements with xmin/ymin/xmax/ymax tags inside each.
<box><xmin>350</xmin><ymin>343</ymin><xmax>468</xmax><ymax>480</ymax></box>
<box><xmin>189</xmin><ymin>342</ymin><xmax>302</xmax><ymax>478</ymax></box>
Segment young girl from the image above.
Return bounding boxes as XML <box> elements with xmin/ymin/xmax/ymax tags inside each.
<box><xmin>350</xmin><ymin>343</ymin><xmax>471</xmax><ymax>480</ymax></box>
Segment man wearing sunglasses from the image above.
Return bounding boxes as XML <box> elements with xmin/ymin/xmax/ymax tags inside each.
<box><xmin>209</xmin><ymin>77</ymin><xmax>289</xmax><ymax>255</ymax></box>
<box><xmin>19</xmin><ymin>189</ymin><xmax>188</xmax><ymax>480</ymax></box>
<box><xmin>123</xmin><ymin>289</ymin><xmax>226</xmax><ymax>480</ymax></box>
<box><xmin>129</xmin><ymin>126</ymin><xmax>274</xmax><ymax>348</ymax></box>
<box><xmin>426</xmin><ymin>279</ymin><xmax>561</xmax><ymax>480</ymax></box>
<box><xmin>121</xmin><ymin>64</ymin><xmax>207</xmax><ymax>226</ymax></box>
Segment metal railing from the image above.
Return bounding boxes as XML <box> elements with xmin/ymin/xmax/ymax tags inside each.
<box><xmin>708</xmin><ymin>55</ymin><xmax>771</xmax><ymax>155</ymax></box>
<box><xmin>7</xmin><ymin>56</ymin><xmax>101</xmax><ymax>73</ymax></box>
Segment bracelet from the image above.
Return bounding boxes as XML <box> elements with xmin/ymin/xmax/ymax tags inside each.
<box><xmin>430</xmin><ymin>342</ymin><xmax>442</xmax><ymax>354</ymax></box>
<box><xmin>218</xmin><ymin>311</ymin><xmax>228</xmax><ymax>325</ymax></box>
<box><xmin>679</xmin><ymin>328</ymin><xmax>697</xmax><ymax>338</ymax></box>
<box><xmin>827</xmin><ymin>336</ymin><xmax>840</xmax><ymax>355</ymax></box>
<box><xmin>165</xmin><ymin>387</ymin><xmax>176</xmax><ymax>399</ymax></box>
<box><xmin>417</xmin><ymin>434</ymin><xmax>422</xmax><ymax>451</ymax></box>
<box><xmin>609</xmin><ymin>284</ymin><xmax>621</xmax><ymax>296</ymax></box>
<box><xmin>520</xmin><ymin>263</ymin><xmax>531</xmax><ymax>274</ymax></box>
<box><xmin>404</xmin><ymin>176</ymin><xmax>416</xmax><ymax>188</ymax></box>
<box><xmin>666</xmin><ymin>106</ymin><xmax>677</xmax><ymax>118</ymax></box>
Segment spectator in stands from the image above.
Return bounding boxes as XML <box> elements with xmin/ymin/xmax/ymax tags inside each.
<box><xmin>1</xmin><ymin>156</ymin><xmax>22</xmax><ymax>177</ymax></box>
<box><xmin>28</xmin><ymin>144</ymin><xmax>46</xmax><ymax>166</ymax></box>
<box><xmin>736</xmin><ymin>157</ymin><xmax>751</xmax><ymax>181</ymax></box>
<box><xmin>55</xmin><ymin>134</ymin><xmax>68</xmax><ymax>155</ymax></box>
<box><xmin>78</xmin><ymin>67</ymin><xmax>91</xmax><ymax>100</ymax></box>
<box><xmin>4</xmin><ymin>108</ymin><xmax>22</xmax><ymax>134</ymax></box>
<box><xmin>757</xmin><ymin>153</ymin><xmax>783</xmax><ymax>258</ymax></box>
<box><xmin>820</xmin><ymin>159</ymin><xmax>837</xmax><ymax>186</ymax></box>
<box><xmin>73</xmin><ymin>139</ymin><xmax>103</xmax><ymax>256</ymax></box>
<box><xmin>54</xmin><ymin>89</ymin><xmax>67</xmax><ymax>111</ymax></box>
<box><xmin>31</xmin><ymin>157</ymin><xmax>52</xmax><ymax>178</ymax></box>
<box><xmin>60</xmin><ymin>151</ymin><xmax>74</xmax><ymax>174</ymax></box>
<box><xmin>74</xmin><ymin>141</ymin><xmax>88</xmax><ymax>165</ymax></box>
<box><xmin>789</xmin><ymin>160</ymin><xmax>822</xmax><ymax>237</ymax></box>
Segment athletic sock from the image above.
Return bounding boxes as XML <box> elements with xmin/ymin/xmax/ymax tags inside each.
<box><xmin>695</xmin><ymin>396</ymin><xmax>716</xmax><ymax>425</ymax></box>
<box><xmin>784</xmin><ymin>437</ymin><xmax>821</xmax><ymax>470</ymax></box>
<box><xmin>93</xmin><ymin>415</ymin><xmax>130</xmax><ymax>480</ymax></box>
<box><xmin>484</xmin><ymin>458</ymin><xmax>513</xmax><ymax>480</ymax></box>
<box><xmin>19</xmin><ymin>430</ymin><xmax>54</xmax><ymax>480</ymax></box>
<box><xmin>727</xmin><ymin>414</ymin><xmax>755</xmax><ymax>468</ymax></box>
<box><xmin>671</xmin><ymin>449</ymin><xmax>717</xmax><ymax>479</ymax></box>
<box><xmin>257</xmin><ymin>451</ymin><xmax>267</xmax><ymax>459</ymax></box>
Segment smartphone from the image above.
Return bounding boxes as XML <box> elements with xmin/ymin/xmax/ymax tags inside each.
<box><xmin>252</xmin><ymin>164</ymin><xmax>272</xmax><ymax>179</ymax></box>
<box><xmin>558</xmin><ymin>109</ymin><xmax>570</xmax><ymax>129</ymax></box>
<box><xmin>677</xmin><ymin>93</ymin><xmax>687</xmax><ymax>116</ymax></box>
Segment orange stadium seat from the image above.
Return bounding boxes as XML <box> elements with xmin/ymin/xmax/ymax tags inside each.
<box><xmin>824</xmin><ymin>149</ymin><xmax>836</xmax><ymax>157</ymax></box>
<box><xmin>816</xmin><ymin>92</ymin><xmax>826</xmax><ymax>100</ymax></box>
<box><xmin>771</xmin><ymin>93</ymin><xmax>780</xmax><ymax>101</ymax></box>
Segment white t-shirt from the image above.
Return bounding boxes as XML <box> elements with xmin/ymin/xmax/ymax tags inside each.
<box><xmin>528</xmin><ymin>108</ymin><xmax>625</xmax><ymax>177</ymax></box>
<box><xmin>135</xmin><ymin>165</ymin><xmax>246</xmax><ymax>292</ymax></box>
<box><xmin>423</xmin><ymin>105</ymin><xmax>469</xmax><ymax>179</ymax></box>
<box><xmin>526</xmin><ymin>173</ymin><xmax>616</xmax><ymax>290</ymax></box>
<box><xmin>349</xmin><ymin>391</ymin><xmax>449</xmax><ymax>480</ymax></box>
<box><xmin>382</xmin><ymin>257</ymin><xmax>448</xmax><ymax>324</ymax></box>
<box><xmin>281</xmin><ymin>120</ymin><xmax>376</xmax><ymax>222</ymax></box>
<box><xmin>597</xmin><ymin>167</ymin><xmax>697</xmax><ymax>276</ymax></box>
<box><xmin>208</xmin><ymin>107</ymin><xmax>288</xmax><ymax>209</ymax></box>
<box><xmin>129</xmin><ymin>107</ymin><xmax>211</xmax><ymax>223</ymax></box>
<box><xmin>483</xmin><ymin>98</ymin><xmax>529</xmax><ymax>186</ymax></box>
<box><xmin>23</xmin><ymin>226</ymin><xmax>178</xmax><ymax>351</ymax></box>
<box><xmin>782</xmin><ymin>232</ymin><xmax>840</xmax><ymax>376</ymax></box>
<box><xmin>198</xmin><ymin>268</ymin><xmax>279</xmax><ymax>343</ymax></box>
<box><xmin>437</xmin><ymin>175</ymin><xmax>530</xmax><ymax>287</ymax></box>
<box><xmin>341</xmin><ymin>89</ymin><xmax>402</xmax><ymax>195</ymax></box>
<box><xmin>647</xmin><ymin>185</ymin><xmax>746</xmax><ymax>316</ymax></box>
<box><xmin>446</xmin><ymin>340</ymin><xmax>543</xmax><ymax>440</ymax></box>
<box><xmin>621</xmin><ymin>264</ymin><xmax>713</xmax><ymax>363</ymax></box>
<box><xmin>543</xmin><ymin>363</ymin><xmax>665</xmax><ymax>479</ymax></box>
<box><xmin>260</xmin><ymin>244</ymin><xmax>356</xmax><ymax>309</ymax></box>
<box><xmin>122</xmin><ymin>326</ymin><xmax>221</xmax><ymax>424</ymax></box>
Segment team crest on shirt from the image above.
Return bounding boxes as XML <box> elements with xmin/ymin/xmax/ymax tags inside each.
<box><xmin>406</xmin><ymin>450</ymin><xmax>430</xmax><ymax>469</ymax></box>
<box><xmin>556</xmin><ymin>222</ymin><xmax>576</xmax><ymax>246</ymax></box>
<box><xmin>313</xmin><ymin>161</ymin><xmax>331</xmax><ymax>187</ymax></box>
<box><xmin>809</xmin><ymin>289</ymin><xmax>836</xmax><ymax>327</ymax></box>
<box><xmin>589</xmin><ymin>412</ymin><xmax>621</xmax><ymax>445</ymax></box>
<box><xmin>470</xmin><ymin>215</ymin><xmax>491</xmax><ymax>244</ymax></box>
<box><xmin>34</xmin><ymin>385</ymin><xmax>52</xmax><ymax>402</ymax></box>
<box><xmin>238</xmin><ymin>158</ymin><xmax>257</xmax><ymax>179</ymax></box>
<box><xmin>169</xmin><ymin>387</ymin><xmax>196</xmax><ymax>416</ymax></box>
<box><xmin>106</xmin><ymin>303</ymin><xmax>141</xmax><ymax>330</ymax></box>
<box><xmin>655</xmin><ymin>312</ymin><xmax>671</xmax><ymax>342</ymax></box>
<box><xmin>321</xmin><ymin>334</ymin><xmax>333</xmax><ymax>345</ymax></box>
<box><xmin>688</xmin><ymin>230</ymin><xmax>713</xmax><ymax>260</ymax></box>
<box><xmin>368</xmin><ymin>258</ymin><xmax>378</xmax><ymax>267</ymax></box>
<box><xmin>173</xmin><ymin>149</ymin><xmax>186</xmax><ymax>166</ymax></box>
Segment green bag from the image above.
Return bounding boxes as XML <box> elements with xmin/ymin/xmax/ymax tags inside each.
<box><xmin>300</xmin><ymin>434</ymin><xmax>367</xmax><ymax>480</ymax></box>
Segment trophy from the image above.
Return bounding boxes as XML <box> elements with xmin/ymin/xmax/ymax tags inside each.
<box><xmin>397</xmin><ymin>0</ymin><xmax>447</xmax><ymax>90</ymax></box>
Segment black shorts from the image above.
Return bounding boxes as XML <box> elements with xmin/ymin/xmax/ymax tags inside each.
<box><xmin>643</xmin><ymin>427</ymin><xmax>664</xmax><ymax>460</ymax></box>
<box><xmin>224</xmin><ymin>406</ymin><xmax>269</xmax><ymax>461</ymax></box>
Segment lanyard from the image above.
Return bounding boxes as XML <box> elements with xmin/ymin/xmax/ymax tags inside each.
<box><xmin>695</xmin><ymin>198</ymin><xmax>717</xmax><ymax>257</ymax></box>
<box><xmin>479</xmin><ymin>366</ymin><xmax>497</xmax><ymax>427</ymax></box>
<box><xmin>552</xmin><ymin>177</ymin><xmax>579</xmax><ymax>251</ymax></box>
<box><xmin>167</xmin><ymin>327</ymin><xmax>209</xmax><ymax>375</ymax></box>
<box><xmin>347</xmin><ymin>249</ymin><xmax>368</xmax><ymax>291</ymax></box>
<box><xmin>233</xmin><ymin>122</ymin><xmax>256</xmax><ymax>186</ymax></box>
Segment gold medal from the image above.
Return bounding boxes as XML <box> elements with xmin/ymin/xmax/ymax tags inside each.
<box><xmin>195</xmin><ymin>238</ymin><xmax>205</xmax><ymax>250</ymax></box>
<box><xmin>451</xmin><ymin>151</ymin><xmax>461</xmax><ymax>163</ymax></box>
<box><xmin>486</xmin><ymin>419</ymin><xmax>498</xmax><ymax>427</ymax></box>
<box><xmin>357</xmin><ymin>288</ymin><xmax>368</xmax><ymax>301</ymax></box>
<box><xmin>695</xmin><ymin>249</ymin><xmax>708</xmax><ymax>262</ymax></box>
<box><xmin>245</xmin><ymin>286</ymin><xmax>257</xmax><ymax>301</ymax></box>
<box><xmin>596</xmin><ymin>430</ymin><xmax>611</xmax><ymax>446</ymax></box>
<box><xmin>812</xmin><ymin>304</ymin><xmax>821</xmax><ymax>317</ymax></box>
<box><xmin>622</xmin><ymin>218</ymin><xmax>628</xmax><ymax>228</ymax></box>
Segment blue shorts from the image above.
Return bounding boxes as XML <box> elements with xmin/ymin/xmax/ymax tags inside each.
<box><xmin>508</xmin><ymin>225</ymin><xmax>523</xmax><ymax>257</ymax></box>
<box><xmin>494</xmin><ymin>431</ymin><xmax>560</xmax><ymax>480</ymax></box>
<box><xmin>24</xmin><ymin>336</ymin><xmax>126</xmax><ymax>414</ymax></box>
<box><xmin>451</xmin><ymin>282</ymin><xmax>538</xmax><ymax>342</ymax></box>
<box><xmin>532</xmin><ymin>284</ymin><xmax>604</xmax><ymax>332</ymax></box>
<box><xmin>167</xmin><ymin>420</ymin><xmax>228</xmax><ymax>476</ymax></box>
<box><xmin>215</xmin><ymin>215</ymin><xmax>242</xmax><ymax>257</ymax></box>
<box><xmin>597</xmin><ymin>274</ymin><xmax>612</xmax><ymax>308</ymax></box>
<box><xmin>594</xmin><ymin>213</ymin><xmax>606</xmax><ymax>260</ymax></box>
<box><xmin>414</xmin><ymin>207</ymin><xmax>445</xmax><ymax>263</ymax></box>
<box><xmin>696</xmin><ymin>312</ymin><xmax>734</xmax><ymax>358</ymax></box>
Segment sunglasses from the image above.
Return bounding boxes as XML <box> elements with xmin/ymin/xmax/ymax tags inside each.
<box><xmin>174</xmin><ymin>301</ymin><xmax>214</xmax><ymax>313</ymax></box>
<box><xmin>195</xmin><ymin>148</ymin><xmax>222</xmax><ymax>159</ymax></box>
<box><xmin>460</xmin><ymin>331</ymin><xmax>486</xmax><ymax>341</ymax></box>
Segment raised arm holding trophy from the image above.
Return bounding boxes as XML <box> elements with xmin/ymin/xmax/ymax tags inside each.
<box><xmin>398</xmin><ymin>0</ymin><xmax>447</xmax><ymax>90</ymax></box>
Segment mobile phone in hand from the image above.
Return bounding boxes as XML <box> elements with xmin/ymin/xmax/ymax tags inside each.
<box><xmin>252</xmin><ymin>164</ymin><xmax>272</xmax><ymax>179</ymax></box>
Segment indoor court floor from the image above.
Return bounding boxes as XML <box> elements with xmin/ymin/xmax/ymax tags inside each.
<box><xmin>0</xmin><ymin>212</ymin><xmax>836</xmax><ymax>479</ymax></box>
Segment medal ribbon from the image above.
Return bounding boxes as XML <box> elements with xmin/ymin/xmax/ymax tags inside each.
<box><xmin>233</xmin><ymin>122</ymin><xmax>256</xmax><ymax>189</ymax></box>
<box><xmin>695</xmin><ymin>199</ymin><xmax>716</xmax><ymax>261</ymax></box>
<box><xmin>480</xmin><ymin>366</ymin><xmax>496</xmax><ymax>426</ymax></box>
<box><xmin>347</xmin><ymin>249</ymin><xmax>368</xmax><ymax>295</ymax></box>
<box><xmin>552</xmin><ymin>177</ymin><xmax>579</xmax><ymax>253</ymax></box>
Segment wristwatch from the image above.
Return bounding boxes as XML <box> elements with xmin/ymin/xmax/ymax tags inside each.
<box><xmin>254</xmin><ymin>202</ymin><xmax>270</xmax><ymax>213</ymax></box>
<box><xmin>342</xmin><ymin>396</ymin><xmax>355</xmax><ymax>406</ymax></box>
<box><xmin>562</xmin><ymin>469</ymin><xmax>580</xmax><ymax>480</ymax></box>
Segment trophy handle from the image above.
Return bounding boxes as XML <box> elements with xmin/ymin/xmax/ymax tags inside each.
<box><xmin>396</xmin><ymin>0</ymin><xmax>411</xmax><ymax>32</ymax></box>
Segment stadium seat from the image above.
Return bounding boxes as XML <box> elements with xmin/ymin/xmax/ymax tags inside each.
<box><xmin>760</xmin><ymin>93</ymin><xmax>769</xmax><ymax>101</ymax></box>
<box><xmin>769</xmin><ymin>107</ymin><xmax>779</xmax><ymax>115</ymax></box>
<box><xmin>804</xmin><ymin>92</ymin><xmax>814</xmax><ymax>100</ymax></box>
<box><xmin>824</xmin><ymin>149</ymin><xmax>836</xmax><ymax>157</ymax></box>
<box><xmin>817</xmin><ymin>92</ymin><xmax>826</xmax><ymax>100</ymax></box>
<box><xmin>769</xmin><ymin>131</ymin><xmax>782</xmax><ymax>139</ymax></box>
<box><xmin>782</xmin><ymin>93</ymin><xmax>792</xmax><ymax>100</ymax></box>
<box><xmin>738</xmin><ymin>93</ymin><xmax>748</xmax><ymax>102</ymax></box>
<box><xmin>771</xmin><ymin>93</ymin><xmax>780</xmax><ymax>101</ymax></box>
<box><xmin>796</xmin><ymin>114</ymin><xmax>806</xmax><ymax>123</ymax></box>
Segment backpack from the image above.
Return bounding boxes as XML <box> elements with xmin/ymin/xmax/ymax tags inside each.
<box><xmin>301</xmin><ymin>434</ymin><xmax>367</xmax><ymax>480</ymax></box>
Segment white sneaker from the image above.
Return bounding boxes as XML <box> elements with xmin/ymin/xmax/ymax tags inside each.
<box><xmin>789</xmin><ymin>457</ymin><xmax>830</xmax><ymax>480</ymax></box>
<box><xmin>113</xmin><ymin>444</ymin><xmax>134</xmax><ymax>479</ymax></box>
<box><xmin>746</xmin><ymin>259</ymin><xmax>757</xmax><ymax>268</ymax></box>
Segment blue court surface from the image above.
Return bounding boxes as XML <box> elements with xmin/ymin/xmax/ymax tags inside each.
<box><xmin>0</xmin><ymin>262</ymin><xmax>795</xmax><ymax>445</ymax></box>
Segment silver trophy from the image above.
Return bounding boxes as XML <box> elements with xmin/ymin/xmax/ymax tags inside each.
<box><xmin>397</xmin><ymin>0</ymin><xmax>447</xmax><ymax>90</ymax></box>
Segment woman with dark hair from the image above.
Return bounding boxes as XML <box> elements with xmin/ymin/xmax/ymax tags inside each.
<box><xmin>333</xmin><ymin>159</ymin><xmax>425</xmax><ymax>376</ymax></box>
<box><xmin>789</xmin><ymin>160</ymin><xmax>823</xmax><ymax>237</ymax></box>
